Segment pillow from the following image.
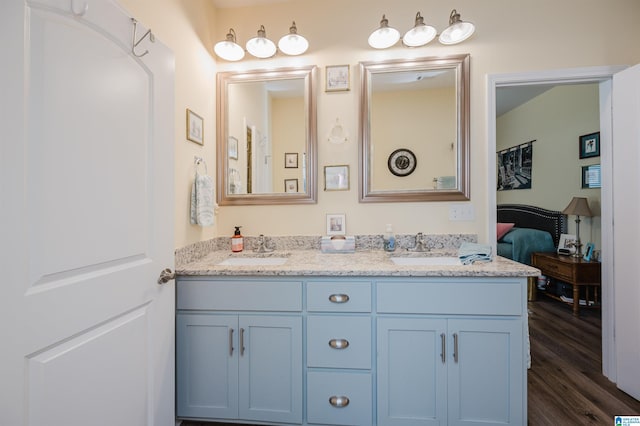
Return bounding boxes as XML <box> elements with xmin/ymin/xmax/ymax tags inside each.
<box><xmin>497</xmin><ymin>222</ymin><xmax>515</xmax><ymax>240</ymax></box>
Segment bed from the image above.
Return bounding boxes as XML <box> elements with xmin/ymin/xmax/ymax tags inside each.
<box><xmin>497</xmin><ymin>204</ymin><xmax>567</xmax><ymax>265</ymax></box>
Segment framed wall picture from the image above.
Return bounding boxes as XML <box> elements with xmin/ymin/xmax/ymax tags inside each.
<box><xmin>325</xmin><ymin>65</ymin><xmax>350</xmax><ymax>92</ymax></box>
<box><xmin>324</xmin><ymin>165</ymin><xmax>349</xmax><ymax>191</ymax></box>
<box><xmin>326</xmin><ymin>213</ymin><xmax>346</xmax><ymax>235</ymax></box>
<box><xmin>582</xmin><ymin>164</ymin><xmax>601</xmax><ymax>188</ymax></box>
<box><xmin>186</xmin><ymin>109</ymin><xmax>203</xmax><ymax>145</ymax></box>
<box><xmin>228</xmin><ymin>136</ymin><xmax>238</xmax><ymax>160</ymax></box>
<box><xmin>284</xmin><ymin>178</ymin><xmax>298</xmax><ymax>193</ymax></box>
<box><xmin>579</xmin><ymin>131</ymin><xmax>600</xmax><ymax>159</ymax></box>
<box><xmin>285</xmin><ymin>152</ymin><xmax>298</xmax><ymax>168</ymax></box>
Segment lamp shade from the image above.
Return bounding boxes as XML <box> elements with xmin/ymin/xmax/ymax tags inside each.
<box><xmin>246</xmin><ymin>25</ymin><xmax>276</xmax><ymax>58</ymax></box>
<box><xmin>562</xmin><ymin>197</ymin><xmax>593</xmax><ymax>217</ymax></box>
<box><xmin>403</xmin><ymin>12</ymin><xmax>437</xmax><ymax>47</ymax></box>
<box><xmin>214</xmin><ymin>29</ymin><xmax>245</xmax><ymax>61</ymax></box>
<box><xmin>278</xmin><ymin>22</ymin><xmax>309</xmax><ymax>56</ymax></box>
<box><xmin>368</xmin><ymin>15</ymin><xmax>400</xmax><ymax>49</ymax></box>
<box><xmin>438</xmin><ymin>9</ymin><xmax>475</xmax><ymax>45</ymax></box>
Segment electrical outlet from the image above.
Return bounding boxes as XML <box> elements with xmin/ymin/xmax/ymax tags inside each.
<box><xmin>449</xmin><ymin>203</ymin><xmax>475</xmax><ymax>221</ymax></box>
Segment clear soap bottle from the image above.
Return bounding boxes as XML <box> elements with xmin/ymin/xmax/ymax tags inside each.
<box><xmin>383</xmin><ymin>224</ymin><xmax>396</xmax><ymax>252</ymax></box>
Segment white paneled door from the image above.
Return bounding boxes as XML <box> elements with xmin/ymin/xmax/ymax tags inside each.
<box><xmin>613</xmin><ymin>63</ymin><xmax>640</xmax><ymax>400</ymax></box>
<box><xmin>0</xmin><ymin>1</ymin><xmax>175</xmax><ymax>425</ymax></box>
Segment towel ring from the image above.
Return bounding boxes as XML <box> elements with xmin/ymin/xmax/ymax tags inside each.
<box><xmin>194</xmin><ymin>156</ymin><xmax>208</xmax><ymax>174</ymax></box>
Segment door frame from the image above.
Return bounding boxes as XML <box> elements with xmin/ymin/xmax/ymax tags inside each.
<box><xmin>486</xmin><ymin>65</ymin><xmax>626</xmax><ymax>381</ymax></box>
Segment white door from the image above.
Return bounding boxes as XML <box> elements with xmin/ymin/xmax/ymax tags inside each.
<box><xmin>612</xmin><ymin>63</ymin><xmax>640</xmax><ymax>400</ymax></box>
<box><xmin>0</xmin><ymin>0</ymin><xmax>175</xmax><ymax>425</ymax></box>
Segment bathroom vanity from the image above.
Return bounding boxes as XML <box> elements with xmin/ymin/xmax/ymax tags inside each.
<box><xmin>175</xmin><ymin>248</ymin><xmax>537</xmax><ymax>426</ymax></box>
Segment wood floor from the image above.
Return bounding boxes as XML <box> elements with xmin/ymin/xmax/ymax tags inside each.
<box><xmin>181</xmin><ymin>296</ymin><xmax>640</xmax><ymax>426</ymax></box>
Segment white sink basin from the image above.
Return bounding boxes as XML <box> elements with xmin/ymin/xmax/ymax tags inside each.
<box><xmin>218</xmin><ymin>257</ymin><xmax>289</xmax><ymax>266</ymax></box>
<box><xmin>390</xmin><ymin>256</ymin><xmax>461</xmax><ymax>266</ymax></box>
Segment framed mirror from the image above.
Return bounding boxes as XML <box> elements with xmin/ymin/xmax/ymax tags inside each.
<box><xmin>359</xmin><ymin>54</ymin><xmax>470</xmax><ymax>202</ymax></box>
<box><xmin>216</xmin><ymin>66</ymin><xmax>318</xmax><ymax>205</ymax></box>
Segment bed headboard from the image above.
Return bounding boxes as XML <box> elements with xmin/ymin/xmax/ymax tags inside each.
<box><xmin>497</xmin><ymin>204</ymin><xmax>567</xmax><ymax>247</ymax></box>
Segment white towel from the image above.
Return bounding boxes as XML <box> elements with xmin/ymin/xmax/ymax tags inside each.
<box><xmin>190</xmin><ymin>172</ymin><xmax>214</xmax><ymax>227</ymax></box>
<box><xmin>458</xmin><ymin>242</ymin><xmax>493</xmax><ymax>265</ymax></box>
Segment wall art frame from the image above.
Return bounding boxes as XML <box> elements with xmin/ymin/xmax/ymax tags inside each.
<box><xmin>284</xmin><ymin>178</ymin><xmax>298</xmax><ymax>193</ymax></box>
<box><xmin>186</xmin><ymin>108</ymin><xmax>203</xmax><ymax>145</ymax></box>
<box><xmin>579</xmin><ymin>131</ymin><xmax>600</xmax><ymax>159</ymax></box>
<box><xmin>324</xmin><ymin>165</ymin><xmax>350</xmax><ymax>191</ymax></box>
<box><xmin>325</xmin><ymin>65</ymin><xmax>350</xmax><ymax>92</ymax></box>
<box><xmin>326</xmin><ymin>213</ymin><xmax>346</xmax><ymax>235</ymax></box>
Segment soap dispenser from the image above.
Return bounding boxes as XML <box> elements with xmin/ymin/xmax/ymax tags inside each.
<box><xmin>383</xmin><ymin>224</ymin><xmax>396</xmax><ymax>252</ymax></box>
<box><xmin>231</xmin><ymin>226</ymin><xmax>244</xmax><ymax>252</ymax></box>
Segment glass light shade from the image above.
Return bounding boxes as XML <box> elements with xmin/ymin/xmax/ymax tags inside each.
<box><xmin>214</xmin><ymin>29</ymin><xmax>245</xmax><ymax>61</ymax></box>
<box><xmin>438</xmin><ymin>9</ymin><xmax>475</xmax><ymax>45</ymax></box>
<box><xmin>246</xmin><ymin>25</ymin><xmax>277</xmax><ymax>58</ymax></box>
<box><xmin>278</xmin><ymin>22</ymin><xmax>309</xmax><ymax>56</ymax></box>
<box><xmin>403</xmin><ymin>12</ymin><xmax>436</xmax><ymax>47</ymax></box>
<box><xmin>368</xmin><ymin>15</ymin><xmax>400</xmax><ymax>49</ymax></box>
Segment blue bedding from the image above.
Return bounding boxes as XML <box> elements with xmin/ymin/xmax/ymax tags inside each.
<box><xmin>497</xmin><ymin>227</ymin><xmax>555</xmax><ymax>265</ymax></box>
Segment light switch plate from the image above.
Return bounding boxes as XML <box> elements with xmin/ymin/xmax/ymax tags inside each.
<box><xmin>449</xmin><ymin>203</ymin><xmax>475</xmax><ymax>221</ymax></box>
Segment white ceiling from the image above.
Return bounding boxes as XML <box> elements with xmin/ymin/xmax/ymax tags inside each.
<box><xmin>210</xmin><ymin>0</ymin><xmax>291</xmax><ymax>8</ymax></box>
<box><xmin>496</xmin><ymin>85</ymin><xmax>555</xmax><ymax>116</ymax></box>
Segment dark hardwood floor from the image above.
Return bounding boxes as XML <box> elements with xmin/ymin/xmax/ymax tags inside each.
<box><xmin>181</xmin><ymin>296</ymin><xmax>640</xmax><ymax>426</ymax></box>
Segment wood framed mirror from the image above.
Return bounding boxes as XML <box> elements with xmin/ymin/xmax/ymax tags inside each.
<box><xmin>359</xmin><ymin>54</ymin><xmax>470</xmax><ymax>202</ymax></box>
<box><xmin>216</xmin><ymin>66</ymin><xmax>318</xmax><ymax>205</ymax></box>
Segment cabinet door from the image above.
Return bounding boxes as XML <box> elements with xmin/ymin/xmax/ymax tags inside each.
<box><xmin>176</xmin><ymin>314</ymin><xmax>239</xmax><ymax>419</ymax></box>
<box><xmin>238</xmin><ymin>315</ymin><xmax>303</xmax><ymax>424</ymax></box>
<box><xmin>377</xmin><ymin>317</ymin><xmax>447</xmax><ymax>426</ymax></box>
<box><xmin>447</xmin><ymin>319</ymin><xmax>524</xmax><ymax>426</ymax></box>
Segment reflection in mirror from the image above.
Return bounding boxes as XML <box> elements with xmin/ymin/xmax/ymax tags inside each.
<box><xmin>359</xmin><ymin>55</ymin><xmax>470</xmax><ymax>202</ymax></box>
<box><xmin>217</xmin><ymin>66</ymin><xmax>317</xmax><ymax>205</ymax></box>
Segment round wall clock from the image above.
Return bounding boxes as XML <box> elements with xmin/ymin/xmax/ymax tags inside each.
<box><xmin>387</xmin><ymin>148</ymin><xmax>417</xmax><ymax>177</ymax></box>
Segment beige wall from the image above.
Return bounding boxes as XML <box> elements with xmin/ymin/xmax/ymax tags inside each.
<box><xmin>497</xmin><ymin>84</ymin><xmax>601</xmax><ymax>249</ymax></box>
<box><xmin>118</xmin><ymin>0</ymin><xmax>640</xmax><ymax>248</ymax></box>
<box><xmin>272</xmin><ymin>97</ymin><xmax>305</xmax><ymax>191</ymax></box>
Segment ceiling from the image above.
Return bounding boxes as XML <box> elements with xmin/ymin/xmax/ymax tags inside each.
<box><xmin>210</xmin><ymin>0</ymin><xmax>290</xmax><ymax>8</ymax></box>
<box><xmin>496</xmin><ymin>85</ymin><xmax>555</xmax><ymax>116</ymax></box>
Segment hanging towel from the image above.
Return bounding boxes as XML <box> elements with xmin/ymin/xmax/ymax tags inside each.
<box><xmin>190</xmin><ymin>171</ymin><xmax>215</xmax><ymax>227</ymax></box>
<box><xmin>458</xmin><ymin>242</ymin><xmax>493</xmax><ymax>265</ymax></box>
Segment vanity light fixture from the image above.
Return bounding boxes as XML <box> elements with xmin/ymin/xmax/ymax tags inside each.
<box><xmin>368</xmin><ymin>15</ymin><xmax>401</xmax><ymax>49</ymax></box>
<box><xmin>246</xmin><ymin>25</ymin><xmax>277</xmax><ymax>58</ymax></box>
<box><xmin>278</xmin><ymin>21</ymin><xmax>309</xmax><ymax>56</ymax></box>
<box><xmin>438</xmin><ymin>9</ymin><xmax>476</xmax><ymax>45</ymax></box>
<box><xmin>368</xmin><ymin>9</ymin><xmax>475</xmax><ymax>49</ymax></box>
<box><xmin>213</xmin><ymin>28</ymin><xmax>245</xmax><ymax>61</ymax></box>
<box><xmin>214</xmin><ymin>23</ymin><xmax>309</xmax><ymax>61</ymax></box>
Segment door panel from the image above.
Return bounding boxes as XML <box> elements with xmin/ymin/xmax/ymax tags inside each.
<box><xmin>1</xmin><ymin>1</ymin><xmax>175</xmax><ymax>425</ymax></box>
<box><xmin>613</xmin><ymin>63</ymin><xmax>640</xmax><ymax>399</ymax></box>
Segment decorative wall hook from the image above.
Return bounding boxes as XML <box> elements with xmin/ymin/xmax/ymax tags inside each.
<box><xmin>70</xmin><ymin>0</ymin><xmax>88</xmax><ymax>16</ymax></box>
<box><xmin>328</xmin><ymin>118</ymin><xmax>348</xmax><ymax>144</ymax></box>
<box><xmin>131</xmin><ymin>18</ymin><xmax>155</xmax><ymax>57</ymax></box>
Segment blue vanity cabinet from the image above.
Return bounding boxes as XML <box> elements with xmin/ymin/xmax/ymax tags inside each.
<box><xmin>305</xmin><ymin>280</ymin><xmax>373</xmax><ymax>425</ymax></box>
<box><xmin>376</xmin><ymin>278</ymin><xmax>526</xmax><ymax>426</ymax></box>
<box><xmin>176</xmin><ymin>278</ymin><xmax>303</xmax><ymax>424</ymax></box>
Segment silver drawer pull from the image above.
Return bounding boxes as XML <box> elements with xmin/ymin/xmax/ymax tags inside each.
<box><xmin>329</xmin><ymin>395</ymin><xmax>350</xmax><ymax>408</ymax></box>
<box><xmin>329</xmin><ymin>294</ymin><xmax>350</xmax><ymax>303</ymax></box>
<box><xmin>329</xmin><ymin>339</ymin><xmax>350</xmax><ymax>349</ymax></box>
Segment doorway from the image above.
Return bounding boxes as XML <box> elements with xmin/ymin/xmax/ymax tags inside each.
<box><xmin>487</xmin><ymin>65</ymin><xmax>625</xmax><ymax>382</ymax></box>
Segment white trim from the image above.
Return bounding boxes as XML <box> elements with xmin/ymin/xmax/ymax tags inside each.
<box><xmin>486</xmin><ymin>65</ymin><xmax>626</xmax><ymax>382</ymax></box>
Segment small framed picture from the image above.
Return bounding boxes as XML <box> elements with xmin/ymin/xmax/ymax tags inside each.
<box><xmin>326</xmin><ymin>65</ymin><xmax>350</xmax><ymax>92</ymax></box>
<box><xmin>583</xmin><ymin>242</ymin><xmax>595</xmax><ymax>262</ymax></box>
<box><xmin>284</xmin><ymin>178</ymin><xmax>298</xmax><ymax>193</ymax></box>
<box><xmin>228</xmin><ymin>136</ymin><xmax>238</xmax><ymax>160</ymax></box>
<box><xmin>186</xmin><ymin>109</ymin><xmax>203</xmax><ymax>145</ymax></box>
<box><xmin>579</xmin><ymin>132</ymin><xmax>600</xmax><ymax>159</ymax></box>
<box><xmin>558</xmin><ymin>234</ymin><xmax>577</xmax><ymax>255</ymax></box>
<box><xmin>285</xmin><ymin>153</ymin><xmax>298</xmax><ymax>168</ymax></box>
<box><xmin>324</xmin><ymin>165</ymin><xmax>350</xmax><ymax>191</ymax></box>
<box><xmin>326</xmin><ymin>213</ymin><xmax>346</xmax><ymax>236</ymax></box>
<box><xmin>582</xmin><ymin>164</ymin><xmax>601</xmax><ymax>189</ymax></box>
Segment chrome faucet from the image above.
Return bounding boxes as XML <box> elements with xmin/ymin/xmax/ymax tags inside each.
<box><xmin>408</xmin><ymin>232</ymin><xmax>430</xmax><ymax>252</ymax></box>
<box><xmin>253</xmin><ymin>234</ymin><xmax>273</xmax><ymax>253</ymax></box>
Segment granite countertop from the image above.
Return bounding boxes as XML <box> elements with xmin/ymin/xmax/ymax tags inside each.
<box><xmin>176</xmin><ymin>249</ymin><xmax>540</xmax><ymax>278</ymax></box>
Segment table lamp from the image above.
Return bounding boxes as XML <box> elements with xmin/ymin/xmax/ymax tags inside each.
<box><xmin>562</xmin><ymin>197</ymin><xmax>592</xmax><ymax>257</ymax></box>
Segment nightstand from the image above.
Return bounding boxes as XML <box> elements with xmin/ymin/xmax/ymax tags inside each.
<box><xmin>531</xmin><ymin>252</ymin><xmax>601</xmax><ymax>317</ymax></box>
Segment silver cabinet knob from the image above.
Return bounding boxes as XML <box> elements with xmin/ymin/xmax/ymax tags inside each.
<box><xmin>328</xmin><ymin>293</ymin><xmax>349</xmax><ymax>303</ymax></box>
<box><xmin>157</xmin><ymin>268</ymin><xmax>175</xmax><ymax>285</ymax></box>
<box><xmin>328</xmin><ymin>339</ymin><xmax>350</xmax><ymax>349</ymax></box>
<box><xmin>329</xmin><ymin>395</ymin><xmax>350</xmax><ymax>408</ymax></box>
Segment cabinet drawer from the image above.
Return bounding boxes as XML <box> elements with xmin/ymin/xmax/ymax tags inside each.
<box><xmin>177</xmin><ymin>279</ymin><xmax>302</xmax><ymax>311</ymax></box>
<box><xmin>376</xmin><ymin>279</ymin><xmax>523</xmax><ymax>315</ymax></box>
<box><xmin>307</xmin><ymin>316</ymin><xmax>371</xmax><ymax>369</ymax></box>
<box><xmin>307</xmin><ymin>371</ymin><xmax>372</xmax><ymax>426</ymax></box>
<box><xmin>307</xmin><ymin>281</ymin><xmax>371</xmax><ymax>312</ymax></box>
<box><xmin>533</xmin><ymin>257</ymin><xmax>574</xmax><ymax>281</ymax></box>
